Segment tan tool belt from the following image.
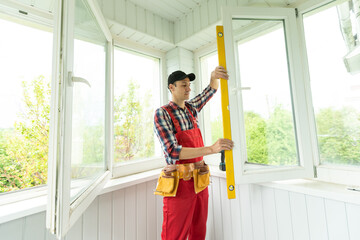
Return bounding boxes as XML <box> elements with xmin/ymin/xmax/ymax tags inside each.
<box><xmin>154</xmin><ymin>161</ymin><xmax>210</xmax><ymax>197</ymax></box>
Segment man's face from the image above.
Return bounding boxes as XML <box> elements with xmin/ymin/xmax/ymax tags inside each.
<box><xmin>169</xmin><ymin>78</ymin><xmax>191</xmax><ymax>101</ymax></box>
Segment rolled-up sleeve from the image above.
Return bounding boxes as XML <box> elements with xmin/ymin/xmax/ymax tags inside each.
<box><xmin>154</xmin><ymin>108</ymin><xmax>182</xmax><ymax>165</ymax></box>
<box><xmin>188</xmin><ymin>85</ymin><xmax>217</xmax><ymax>112</ymax></box>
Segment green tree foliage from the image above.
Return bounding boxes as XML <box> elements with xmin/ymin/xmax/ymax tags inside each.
<box><xmin>316</xmin><ymin>107</ymin><xmax>360</xmax><ymax>165</ymax></box>
<box><xmin>266</xmin><ymin>106</ymin><xmax>297</xmax><ymax>166</ymax></box>
<box><xmin>114</xmin><ymin>80</ymin><xmax>154</xmax><ymax>162</ymax></box>
<box><xmin>244</xmin><ymin>111</ymin><xmax>268</xmax><ymax>164</ymax></box>
<box><xmin>0</xmin><ymin>76</ymin><xmax>50</xmax><ymax>192</ymax></box>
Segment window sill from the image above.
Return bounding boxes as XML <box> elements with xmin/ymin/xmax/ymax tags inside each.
<box><xmin>0</xmin><ymin>168</ymin><xmax>162</xmax><ymax>224</ymax></box>
<box><xmin>209</xmin><ymin>165</ymin><xmax>360</xmax><ymax>205</ymax></box>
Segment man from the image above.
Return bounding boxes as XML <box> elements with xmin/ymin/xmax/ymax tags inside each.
<box><xmin>154</xmin><ymin>66</ymin><xmax>234</xmax><ymax>240</ymax></box>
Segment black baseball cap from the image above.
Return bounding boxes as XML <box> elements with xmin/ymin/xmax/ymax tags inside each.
<box><xmin>168</xmin><ymin>70</ymin><xmax>196</xmax><ymax>86</ymax></box>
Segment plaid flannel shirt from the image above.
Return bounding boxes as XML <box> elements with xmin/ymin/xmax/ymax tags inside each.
<box><xmin>154</xmin><ymin>85</ymin><xmax>217</xmax><ymax>165</ymax></box>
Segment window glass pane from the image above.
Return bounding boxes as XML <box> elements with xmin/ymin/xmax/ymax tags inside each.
<box><xmin>234</xmin><ymin>19</ymin><xmax>299</xmax><ymax>167</ymax></box>
<box><xmin>70</xmin><ymin>0</ymin><xmax>107</xmax><ymax>201</ymax></box>
<box><xmin>113</xmin><ymin>48</ymin><xmax>161</xmax><ymax>163</ymax></box>
<box><xmin>304</xmin><ymin>3</ymin><xmax>360</xmax><ymax>166</ymax></box>
<box><xmin>200</xmin><ymin>53</ymin><xmax>223</xmax><ymax>146</ymax></box>
<box><xmin>0</xmin><ymin>16</ymin><xmax>52</xmax><ymax>193</ymax></box>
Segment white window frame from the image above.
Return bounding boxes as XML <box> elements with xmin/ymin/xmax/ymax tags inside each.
<box><xmin>297</xmin><ymin>0</ymin><xmax>360</xmax><ymax>187</ymax></box>
<box><xmin>194</xmin><ymin>45</ymin><xmax>224</xmax><ymax>167</ymax></box>
<box><xmin>46</xmin><ymin>0</ymin><xmax>112</xmax><ymax>238</ymax></box>
<box><xmin>111</xmin><ymin>38</ymin><xmax>167</xmax><ymax>178</ymax></box>
<box><xmin>222</xmin><ymin>7</ymin><xmax>315</xmax><ymax>183</ymax></box>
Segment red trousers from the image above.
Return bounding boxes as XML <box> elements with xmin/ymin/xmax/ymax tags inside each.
<box><xmin>161</xmin><ymin>178</ymin><xmax>209</xmax><ymax>240</ymax></box>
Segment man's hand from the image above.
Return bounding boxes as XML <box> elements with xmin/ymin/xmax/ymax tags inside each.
<box><xmin>210</xmin><ymin>138</ymin><xmax>234</xmax><ymax>153</ymax></box>
<box><xmin>210</xmin><ymin>66</ymin><xmax>229</xmax><ymax>89</ymax></box>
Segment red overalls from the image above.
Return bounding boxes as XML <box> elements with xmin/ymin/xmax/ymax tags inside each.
<box><xmin>161</xmin><ymin>105</ymin><xmax>209</xmax><ymax>240</ymax></box>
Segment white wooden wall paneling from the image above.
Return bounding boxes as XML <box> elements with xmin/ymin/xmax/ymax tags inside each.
<box><xmin>289</xmin><ymin>192</ymin><xmax>310</xmax><ymax>240</ymax></box>
<box><xmin>274</xmin><ymin>189</ymin><xmax>294</xmax><ymax>240</ymax></box>
<box><xmin>99</xmin><ymin>0</ymin><xmax>173</xmax><ymax>46</ymax></box>
<box><xmin>83</xmin><ymin>197</ymin><xmax>98</xmax><ymax>240</ymax></box>
<box><xmin>65</xmin><ymin>214</ymin><xmax>82</xmax><ymax>240</ymax></box>
<box><xmin>200</xmin><ymin>1</ymin><xmax>209</xmax><ymax>30</ymax></box>
<box><xmin>238</xmin><ymin>184</ymin><xmax>254</xmax><ymax>240</ymax></box>
<box><xmin>346</xmin><ymin>203</ymin><xmax>360</xmax><ymax>240</ymax></box>
<box><xmin>261</xmin><ymin>186</ymin><xmax>279</xmax><ymax>240</ymax></box>
<box><xmin>99</xmin><ymin>193</ymin><xmax>112</xmax><ymax>240</ymax></box>
<box><xmin>145</xmin><ymin>12</ymin><xmax>155</xmax><ymax>36</ymax></box>
<box><xmin>193</xmin><ymin>8</ymin><xmax>201</xmax><ymax>33</ymax></box>
<box><xmin>208</xmin><ymin>0</ymin><xmax>218</xmax><ymax>25</ymax></box>
<box><xmin>114</xmin><ymin>0</ymin><xmax>126</xmax><ymax>25</ymax></box>
<box><xmin>206</xmin><ymin>182</ymin><xmax>215</xmax><ymax>240</ymax></box>
<box><xmin>230</xmin><ymin>185</ymin><xmax>243</xmax><ymax>240</ymax></box>
<box><xmin>250</xmin><ymin>185</ymin><xmax>266</xmax><ymax>240</ymax></box>
<box><xmin>112</xmin><ymin>189</ymin><xmax>125</xmax><ymax>240</ymax></box>
<box><xmin>0</xmin><ymin>218</ymin><xmax>23</xmax><ymax>240</ymax></box>
<box><xmin>156</xmin><ymin>193</ymin><xmax>163</xmax><ymax>240</ymax></box>
<box><xmin>306</xmin><ymin>195</ymin><xmax>329</xmax><ymax>240</ymax></box>
<box><xmin>324</xmin><ymin>199</ymin><xmax>350</xmax><ymax>240</ymax></box>
<box><xmin>220</xmin><ymin>177</ymin><xmax>233</xmax><ymax>240</ymax></box>
<box><xmin>146</xmin><ymin>180</ymin><xmax>157</xmax><ymax>240</ymax></box>
<box><xmin>136</xmin><ymin>7</ymin><xmax>146</xmax><ymax>33</ymax></box>
<box><xmin>136</xmin><ymin>183</ymin><xmax>147</xmax><ymax>240</ymax></box>
<box><xmin>124</xmin><ymin>186</ymin><xmax>136</xmax><ymax>240</ymax></box>
<box><xmin>24</xmin><ymin>212</ymin><xmax>46</xmax><ymax>240</ymax></box>
<box><xmin>186</xmin><ymin>13</ymin><xmax>194</xmax><ymax>38</ymax></box>
<box><xmin>210</xmin><ymin>177</ymin><xmax>224</xmax><ymax>240</ymax></box>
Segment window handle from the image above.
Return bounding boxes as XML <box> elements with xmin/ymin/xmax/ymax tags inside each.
<box><xmin>231</xmin><ymin>87</ymin><xmax>251</xmax><ymax>94</ymax></box>
<box><xmin>68</xmin><ymin>71</ymin><xmax>91</xmax><ymax>87</ymax></box>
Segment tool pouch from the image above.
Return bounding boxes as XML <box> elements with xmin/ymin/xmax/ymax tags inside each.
<box><xmin>154</xmin><ymin>165</ymin><xmax>179</xmax><ymax>197</ymax></box>
<box><xmin>193</xmin><ymin>163</ymin><xmax>210</xmax><ymax>194</ymax></box>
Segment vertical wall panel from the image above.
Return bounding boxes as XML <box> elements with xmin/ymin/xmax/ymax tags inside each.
<box><xmin>200</xmin><ymin>1</ymin><xmax>209</xmax><ymax>29</ymax></box>
<box><xmin>238</xmin><ymin>184</ymin><xmax>254</xmax><ymax>240</ymax></box>
<box><xmin>220</xmin><ymin>178</ymin><xmax>233</xmax><ymax>240</ymax></box>
<box><xmin>186</xmin><ymin>13</ymin><xmax>194</xmax><ymax>37</ymax></box>
<box><xmin>230</xmin><ymin>185</ymin><xmax>243</xmax><ymax>240</ymax></box>
<box><xmin>0</xmin><ymin>218</ymin><xmax>24</xmax><ymax>240</ymax></box>
<box><xmin>274</xmin><ymin>189</ymin><xmax>293</xmax><ymax>240</ymax></box>
<box><xmin>83</xmin><ymin>198</ymin><xmax>99</xmax><ymax>240</ymax></box>
<box><xmin>65</xmin><ymin>215</ymin><xmax>83</xmax><ymax>240</ymax></box>
<box><xmin>24</xmin><ymin>212</ymin><xmax>46</xmax><ymax>240</ymax></box>
<box><xmin>136</xmin><ymin>7</ymin><xmax>146</xmax><ymax>33</ymax></box>
<box><xmin>250</xmin><ymin>185</ymin><xmax>265</xmax><ymax>240</ymax></box>
<box><xmin>261</xmin><ymin>187</ymin><xmax>279</xmax><ymax>240</ymax></box>
<box><xmin>125</xmin><ymin>186</ymin><xmax>137</xmax><ymax>240</ymax></box>
<box><xmin>289</xmin><ymin>192</ymin><xmax>310</xmax><ymax>240</ymax></box>
<box><xmin>126</xmin><ymin>1</ymin><xmax>136</xmax><ymax>29</ymax></box>
<box><xmin>325</xmin><ymin>199</ymin><xmax>350</xmax><ymax>240</ymax></box>
<box><xmin>156</xmin><ymin>195</ymin><xmax>163</xmax><ymax>240</ymax></box>
<box><xmin>102</xmin><ymin>0</ymin><xmax>114</xmax><ymax>20</ymax></box>
<box><xmin>306</xmin><ymin>195</ymin><xmax>329</xmax><ymax>240</ymax></box>
<box><xmin>206</xmin><ymin>183</ymin><xmax>215</xmax><ymax>240</ymax></box>
<box><xmin>112</xmin><ymin>189</ymin><xmax>125</xmax><ymax>240</ymax></box>
<box><xmin>145</xmin><ymin>12</ymin><xmax>155</xmax><ymax>36</ymax></box>
<box><xmin>99</xmin><ymin>193</ymin><xmax>112</xmax><ymax>240</ymax></box>
<box><xmin>193</xmin><ymin>8</ymin><xmax>201</xmax><ymax>33</ymax></box>
<box><xmin>346</xmin><ymin>203</ymin><xmax>360</xmax><ymax>240</ymax></box>
<box><xmin>146</xmin><ymin>180</ymin><xmax>157</xmax><ymax>240</ymax></box>
<box><xmin>211</xmin><ymin>177</ymin><xmax>224</xmax><ymax>240</ymax></box>
<box><xmin>208</xmin><ymin>0</ymin><xmax>218</xmax><ymax>24</ymax></box>
<box><xmin>136</xmin><ymin>183</ymin><xmax>147</xmax><ymax>240</ymax></box>
<box><xmin>162</xmin><ymin>19</ymin><xmax>171</xmax><ymax>42</ymax></box>
<box><xmin>114</xmin><ymin>0</ymin><xmax>126</xmax><ymax>25</ymax></box>
<box><xmin>155</xmin><ymin>15</ymin><xmax>163</xmax><ymax>39</ymax></box>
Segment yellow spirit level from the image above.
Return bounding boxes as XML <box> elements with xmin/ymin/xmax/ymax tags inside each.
<box><xmin>216</xmin><ymin>25</ymin><xmax>236</xmax><ymax>199</ymax></box>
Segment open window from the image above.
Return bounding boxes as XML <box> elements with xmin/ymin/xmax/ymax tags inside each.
<box><xmin>46</xmin><ymin>0</ymin><xmax>112</xmax><ymax>237</ymax></box>
<box><xmin>222</xmin><ymin>7</ymin><xmax>315</xmax><ymax>183</ymax></box>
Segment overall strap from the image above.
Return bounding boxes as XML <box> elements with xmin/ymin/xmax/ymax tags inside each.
<box><xmin>162</xmin><ymin>106</ymin><xmax>181</xmax><ymax>133</ymax></box>
<box><xmin>162</xmin><ymin>104</ymin><xmax>198</xmax><ymax>133</ymax></box>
